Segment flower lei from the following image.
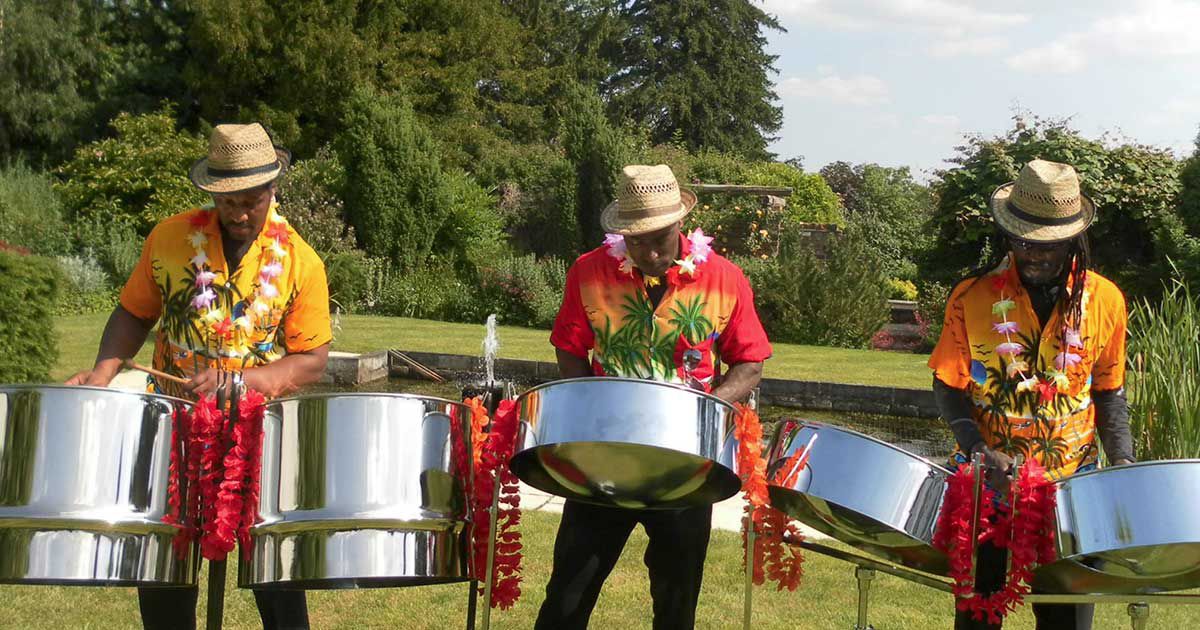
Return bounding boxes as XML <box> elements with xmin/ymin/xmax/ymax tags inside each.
<box><xmin>188</xmin><ymin>204</ymin><xmax>290</xmax><ymax>356</ymax></box>
<box><xmin>605</xmin><ymin>228</ymin><xmax>715</xmax><ymax>287</ymax></box>
<box><xmin>932</xmin><ymin>460</ymin><xmax>1057</xmax><ymax>624</ymax></box>
<box><xmin>163</xmin><ymin>390</ymin><xmax>267</xmax><ymax>562</ymax></box>
<box><xmin>467</xmin><ymin>397</ymin><xmax>523</xmax><ymax>609</ymax></box>
<box><xmin>735</xmin><ymin>405</ymin><xmax>805</xmax><ymax>591</ymax></box>
<box><xmin>990</xmin><ymin>268</ymin><xmax>1084</xmax><ymax>404</ymax></box>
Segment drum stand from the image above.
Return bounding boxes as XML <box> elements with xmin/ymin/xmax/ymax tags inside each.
<box><xmin>783</xmin><ymin>454</ymin><xmax>1200</xmax><ymax>630</ymax></box>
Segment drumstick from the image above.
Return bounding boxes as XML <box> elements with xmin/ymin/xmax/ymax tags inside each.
<box><xmin>121</xmin><ymin>359</ymin><xmax>191</xmax><ymax>385</ymax></box>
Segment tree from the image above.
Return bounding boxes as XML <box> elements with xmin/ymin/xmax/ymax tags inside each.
<box><xmin>926</xmin><ymin>115</ymin><xmax>1182</xmax><ymax>298</ymax></box>
<box><xmin>605</xmin><ymin>0</ymin><xmax>783</xmax><ymax>159</ymax></box>
<box><xmin>561</xmin><ymin>83</ymin><xmax>631</xmax><ymax>248</ymax></box>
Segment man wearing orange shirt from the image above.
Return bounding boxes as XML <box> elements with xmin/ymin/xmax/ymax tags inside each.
<box><xmin>67</xmin><ymin>123</ymin><xmax>330</xmax><ymax>630</ymax></box>
<box><xmin>929</xmin><ymin>159</ymin><xmax>1134</xmax><ymax>630</ymax></box>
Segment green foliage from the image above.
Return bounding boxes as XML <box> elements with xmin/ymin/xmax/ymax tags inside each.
<box><xmin>375</xmin><ymin>264</ymin><xmax>476</xmax><ymax>322</ymax></box>
<box><xmin>561</xmin><ymin>83</ymin><xmax>632</xmax><ymax>248</ymax></box>
<box><xmin>926</xmin><ymin>115</ymin><xmax>1181</xmax><ymax>297</ymax></box>
<box><xmin>55</xmin><ymin>105</ymin><xmax>208</xmax><ymax>235</ymax></box>
<box><xmin>915</xmin><ymin>280</ymin><xmax>951</xmax><ymax>350</ymax></box>
<box><xmin>606</xmin><ymin>0</ymin><xmax>784</xmax><ymax>158</ymax></box>
<box><xmin>1128</xmin><ymin>271</ymin><xmax>1200</xmax><ymax>460</ymax></box>
<box><xmin>0</xmin><ymin>163</ymin><xmax>71</xmax><ymax>256</ymax></box>
<box><xmin>72</xmin><ymin>216</ymin><xmax>143</xmax><ymax>283</ymax></box>
<box><xmin>438</xmin><ymin>168</ymin><xmax>507</xmax><ymax>273</ymax></box>
<box><xmin>322</xmin><ymin>250</ymin><xmax>374</xmax><ymax>314</ymax></box>
<box><xmin>338</xmin><ymin>87</ymin><xmax>451</xmax><ymax>271</ymax></box>
<box><xmin>822</xmin><ymin>161</ymin><xmax>934</xmax><ymax>281</ymax></box>
<box><xmin>887</xmin><ymin>278</ymin><xmax>919</xmax><ymax>301</ymax></box>
<box><xmin>744</xmin><ymin>162</ymin><xmax>844</xmax><ymax>225</ymax></box>
<box><xmin>53</xmin><ymin>254</ymin><xmax>116</xmax><ymax>315</ymax></box>
<box><xmin>739</xmin><ymin>234</ymin><xmax>891</xmax><ymax>348</ymax></box>
<box><xmin>0</xmin><ymin>249</ymin><xmax>59</xmax><ymax>382</ymax></box>
<box><xmin>277</xmin><ymin>146</ymin><xmax>357</xmax><ymax>256</ymax></box>
<box><xmin>473</xmin><ymin>255</ymin><xmax>568</xmax><ymax>329</ymax></box>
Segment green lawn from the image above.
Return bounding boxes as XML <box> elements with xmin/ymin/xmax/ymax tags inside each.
<box><xmin>53</xmin><ymin>313</ymin><xmax>933</xmax><ymax>389</ymax></box>
<box><xmin>0</xmin><ymin>509</ymin><xmax>1185</xmax><ymax>629</ymax></box>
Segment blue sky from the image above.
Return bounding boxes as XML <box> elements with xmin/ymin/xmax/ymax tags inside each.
<box><xmin>761</xmin><ymin>0</ymin><xmax>1200</xmax><ymax>178</ymax></box>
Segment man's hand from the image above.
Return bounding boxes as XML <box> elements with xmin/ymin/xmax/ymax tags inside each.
<box><xmin>64</xmin><ymin>358</ymin><xmax>123</xmax><ymax>388</ymax></box>
<box><xmin>974</xmin><ymin>444</ymin><xmax>1016</xmax><ymax>495</ymax></box>
<box><xmin>1113</xmin><ymin>458</ymin><xmax>1135</xmax><ymax>466</ymax></box>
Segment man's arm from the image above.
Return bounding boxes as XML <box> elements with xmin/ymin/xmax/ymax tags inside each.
<box><xmin>65</xmin><ymin>306</ymin><xmax>156</xmax><ymax>386</ymax></box>
<box><xmin>556</xmin><ymin>348</ymin><xmax>592</xmax><ymax>379</ymax></box>
<box><xmin>711</xmin><ymin>360</ymin><xmax>762</xmax><ymax>403</ymax></box>
<box><xmin>1094</xmin><ymin>387</ymin><xmax>1135</xmax><ymax>465</ymax></box>
<box><xmin>188</xmin><ymin>344</ymin><xmax>331</xmax><ymax>399</ymax></box>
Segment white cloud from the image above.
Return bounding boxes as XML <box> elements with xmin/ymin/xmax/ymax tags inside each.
<box><xmin>927</xmin><ymin>36</ymin><xmax>1008</xmax><ymax>58</ymax></box>
<box><xmin>778</xmin><ymin>72</ymin><xmax>891</xmax><ymax>106</ymax></box>
<box><xmin>1005</xmin><ymin>0</ymin><xmax>1200</xmax><ymax>73</ymax></box>
<box><xmin>920</xmin><ymin>114</ymin><xmax>961</xmax><ymax>127</ymax></box>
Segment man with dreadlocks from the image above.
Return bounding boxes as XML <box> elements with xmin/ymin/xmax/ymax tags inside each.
<box><xmin>929</xmin><ymin>159</ymin><xmax>1134</xmax><ymax>630</ymax></box>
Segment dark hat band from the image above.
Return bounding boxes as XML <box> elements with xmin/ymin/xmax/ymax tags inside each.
<box><xmin>1006</xmin><ymin>200</ymin><xmax>1083</xmax><ymax>227</ymax></box>
<box><xmin>206</xmin><ymin>160</ymin><xmax>280</xmax><ymax>178</ymax></box>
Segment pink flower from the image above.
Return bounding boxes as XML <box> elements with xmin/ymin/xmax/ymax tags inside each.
<box><xmin>260</xmin><ymin>282</ymin><xmax>279</xmax><ymax>299</ymax></box>
<box><xmin>1055</xmin><ymin>352</ymin><xmax>1082</xmax><ymax>370</ymax></box>
<box><xmin>996</xmin><ymin>342</ymin><xmax>1024</xmax><ymax>357</ymax></box>
<box><xmin>191</xmin><ymin>287</ymin><xmax>216</xmax><ymax>310</ymax></box>
<box><xmin>604</xmin><ymin>233</ymin><xmax>627</xmax><ymax>259</ymax></box>
<box><xmin>687</xmin><ymin>228</ymin><xmax>714</xmax><ymax>263</ymax></box>
<box><xmin>191</xmin><ymin>251</ymin><xmax>209</xmax><ymax>268</ymax></box>
<box><xmin>992</xmin><ymin>321</ymin><xmax>1019</xmax><ymax>335</ymax></box>
<box><xmin>1064</xmin><ymin>328</ymin><xmax>1083</xmax><ymax>348</ymax></box>
<box><xmin>259</xmin><ymin>261</ymin><xmax>283</xmax><ymax>281</ymax></box>
<box><xmin>194</xmin><ymin>270</ymin><xmax>216</xmax><ymax>288</ymax></box>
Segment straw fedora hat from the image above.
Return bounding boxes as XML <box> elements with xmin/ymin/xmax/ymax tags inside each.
<box><xmin>989</xmin><ymin>159</ymin><xmax>1095</xmax><ymax>243</ymax></box>
<box><xmin>600</xmin><ymin>164</ymin><xmax>698</xmax><ymax>235</ymax></box>
<box><xmin>189</xmin><ymin>123</ymin><xmax>291</xmax><ymax>194</ymax></box>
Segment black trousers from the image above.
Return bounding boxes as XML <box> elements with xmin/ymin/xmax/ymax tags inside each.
<box><xmin>138</xmin><ymin>586</ymin><xmax>309</xmax><ymax>630</ymax></box>
<box><xmin>954</xmin><ymin>542</ymin><xmax>1093</xmax><ymax>630</ymax></box>
<box><xmin>534</xmin><ymin>500</ymin><xmax>712</xmax><ymax>630</ymax></box>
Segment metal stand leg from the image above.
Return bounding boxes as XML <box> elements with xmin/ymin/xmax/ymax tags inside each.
<box><xmin>1128</xmin><ymin>602</ymin><xmax>1150</xmax><ymax>630</ymax></box>
<box><xmin>466</xmin><ymin>579</ymin><xmax>478</xmax><ymax>630</ymax></box>
<box><xmin>854</xmin><ymin>566</ymin><xmax>876</xmax><ymax>630</ymax></box>
<box><xmin>743</xmin><ymin>507</ymin><xmax>755</xmax><ymax>630</ymax></box>
<box><xmin>206</xmin><ymin>560</ymin><xmax>226</xmax><ymax>630</ymax></box>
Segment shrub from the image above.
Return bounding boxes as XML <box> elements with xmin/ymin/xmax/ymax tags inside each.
<box><xmin>338</xmin><ymin>87</ymin><xmax>452</xmax><ymax>271</ymax></box>
<box><xmin>55</xmin><ymin>104</ymin><xmax>209</xmax><ymax>235</ymax></box>
<box><xmin>72</xmin><ymin>215</ymin><xmax>143</xmax><ymax>283</ymax></box>
<box><xmin>1128</xmin><ymin>272</ymin><xmax>1200</xmax><ymax>460</ymax></box>
<box><xmin>887</xmin><ymin>278</ymin><xmax>919</xmax><ymax>301</ymax></box>
<box><xmin>474</xmin><ymin>254</ymin><xmax>567</xmax><ymax>329</ymax></box>
<box><xmin>375</xmin><ymin>264</ymin><xmax>477</xmax><ymax>322</ymax></box>
<box><xmin>439</xmin><ymin>168</ymin><xmax>507</xmax><ymax>273</ymax></box>
<box><xmin>915</xmin><ymin>280</ymin><xmax>951</xmax><ymax>351</ymax></box>
<box><xmin>0</xmin><ymin>249</ymin><xmax>60</xmax><ymax>382</ymax></box>
<box><xmin>53</xmin><ymin>253</ymin><xmax>116</xmax><ymax>315</ymax></box>
<box><xmin>323</xmin><ymin>250</ymin><xmax>375</xmax><ymax>314</ymax></box>
<box><xmin>277</xmin><ymin>146</ymin><xmax>356</xmax><ymax>256</ymax></box>
<box><xmin>743</xmin><ymin>162</ymin><xmax>844</xmax><ymax>225</ymax></box>
<box><xmin>0</xmin><ymin>162</ymin><xmax>71</xmax><ymax>256</ymax></box>
<box><xmin>738</xmin><ymin>234</ymin><xmax>890</xmax><ymax>348</ymax></box>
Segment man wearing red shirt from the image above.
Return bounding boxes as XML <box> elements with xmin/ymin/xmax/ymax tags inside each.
<box><xmin>537</xmin><ymin>164</ymin><xmax>771</xmax><ymax>629</ymax></box>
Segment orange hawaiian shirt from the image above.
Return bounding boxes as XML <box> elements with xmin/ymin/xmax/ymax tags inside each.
<box><xmin>119</xmin><ymin>204</ymin><xmax>332</xmax><ymax>397</ymax></box>
<box><xmin>929</xmin><ymin>255</ymin><xmax>1127</xmax><ymax>478</ymax></box>
<box><xmin>551</xmin><ymin>232</ymin><xmax>771</xmax><ymax>389</ymax></box>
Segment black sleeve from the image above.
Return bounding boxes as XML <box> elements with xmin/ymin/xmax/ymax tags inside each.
<box><xmin>1093</xmin><ymin>387</ymin><xmax>1135</xmax><ymax>463</ymax></box>
<box><xmin>933</xmin><ymin>376</ymin><xmax>984</xmax><ymax>454</ymax></box>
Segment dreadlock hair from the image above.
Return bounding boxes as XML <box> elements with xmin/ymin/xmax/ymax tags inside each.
<box><xmin>965</xmin><ymin>228</ymin><xmax>1092</xmax><ymax>343</ymax></box>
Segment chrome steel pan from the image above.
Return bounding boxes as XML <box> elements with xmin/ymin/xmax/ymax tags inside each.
<box><xmin>1033</xmin><ymin>460</ymin><xmax>1200</xmax><ymax>594</ymax></box>
<box><xmin>766</xmin><ymin>420</ymin><xmax>950</xmax><ymax>575</ymax></box>
<box><xmin>240</xmin><ymin>393</ymin><xmax>473</xmax><ymax>589</ymax></box>
<box><xmin>511</xmin><ymin>377</ymin><xmax>740</xmax><ymax>509</ymax></box>
<box><xmin>0</xmin><ymin>384</ymin><xmax>196</xmax><ymax>586</ymax></box>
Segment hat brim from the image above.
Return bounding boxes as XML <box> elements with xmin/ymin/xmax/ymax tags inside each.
<box><xmin>600</xmin><ymin>189</ymin><xmax>698</xmax><ymax>236</ymax></box>
<box><xmin>189</xmin><ymin>148</ymin><xmax>291</xmax><ymax>194</ymax></box>
<box><xmin>989</xmin><ymin>182</ymin><xmax>1096</xmax><ymax>243</ymax></box>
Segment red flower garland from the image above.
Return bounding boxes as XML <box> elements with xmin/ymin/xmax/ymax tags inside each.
<box><xmin>933</xmin><ymin>460</ymin><xmax>1057</xmax><ymax>624</ymax></box>
<box><xmin>468</xmin><ymin>398</ymin><xmax>524</xmax><ymax>609</ymax></box>
<box><xmin>734</xmin><ymin>404</ymin><xmax>804</xmax><ymax>591</ymax></box>
<box><xmin>164</xmin><ymin>391</ymin><xmax>268</xmax><ymax>562</ymax></box>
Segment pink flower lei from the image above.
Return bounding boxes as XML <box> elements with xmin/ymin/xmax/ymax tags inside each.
<box><xmin>605</xmin><ymin>228</ymin><xmax>714</xmax><ymax>283</ymax></box>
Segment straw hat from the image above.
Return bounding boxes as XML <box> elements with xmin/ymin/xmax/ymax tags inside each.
<box><xmin>989</xmin><ymin>159</ymin><xmax>1095</xmax><ymax>243</ymax></box>
<box><xmin>600</xmin><ymin>164</ymin><xmax>698</xmax><ymax>235</ymax></box>
<box><xmin>189</xmin><ymin>123</ymin><xmax>291</xmax><ymax>194</ymax></box>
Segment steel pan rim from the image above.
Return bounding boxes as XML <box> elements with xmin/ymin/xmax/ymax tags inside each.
<box><xmin>267</xmin><ymin>391</ymin><xmax>469</xmax><ymax>411</ymax></box>
<box><xmin>783</xmin><ymin>420</ymin><xmax>952</xmax><ymax>474</ymax></box>
<box><xmin>1056</xmin><ymin>458</ymin><xmax>1200</xmax><ymax>483</ymax></box>
<box><xmin>516</xmin><ymin>376</ymin><xmax>736</xmax><ymax>410</ymax></box>
<box><xmin>0</xmin><ymin>383</ymin><xmax>193</xmax><ymax>407</ymax></box>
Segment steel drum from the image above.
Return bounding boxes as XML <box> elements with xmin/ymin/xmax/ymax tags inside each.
<box><xmin>0</xmin><ymin>384</ymin><xmax>196</xmax><ymax>586</ymax></box>
<box><xmin>511</xmin><ymin>377</ymin><xmax>740</xmax><ymax>510</ymax></box>
<box><xmin>1033</xmin><ymin>460</ymin><xmax>1200</xmax><ymax>594</ymax></box>
<box><xmin>766</xmin><ymin>420</ymin><xmax>950</xmax><ymax>575</ymax></box>
<box><xmin>240</xmin><ymin>393</ymin><xmax>473</xmax><ymax>589</ymax></box>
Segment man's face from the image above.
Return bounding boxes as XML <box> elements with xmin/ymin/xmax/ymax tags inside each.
<box><xmin>212</xmin><ymin>183</ymin><xmax>275</xmax><ymax>241</ymax></box>
<box><xmin>625</xmin><ymin>222</ymin><xmax>682</xmax><ymax>278</ymax></box>
<box><xmin>1009</xmin><ymin>237</ymin><xmax>1072</xmax><ymax>287</ymax></box>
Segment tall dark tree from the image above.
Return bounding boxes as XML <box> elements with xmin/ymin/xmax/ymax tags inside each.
<box><xmin>605</xmin><ymin>0</ymin><xmax>783</xmax><ymax>159</ymax></box>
